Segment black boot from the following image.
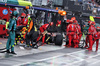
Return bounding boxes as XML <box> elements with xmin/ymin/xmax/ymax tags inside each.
<box><xmin>6</xmin><ymin>50</ymin><xmax>10</xmax><ymax>53</ymax></box>
<box><xmin>11</xmin><ymin>51</ymin><xmax>17</xmax><ymax>55</ymax></box>
<box><xmin>32</xmin><ymin>44</ymin><xmax>36</xmax><ymax>48</ymax></box>
<box><xmin>33</xmin><ymin>45</ymin><xmax>38</xmax><ymax>49</ymax></box>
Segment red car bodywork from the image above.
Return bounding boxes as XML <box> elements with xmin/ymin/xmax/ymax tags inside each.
<box><xmin>0</xmin><ymin>6</ymin><xmax>15</xmax><ymax>36</ymax></box>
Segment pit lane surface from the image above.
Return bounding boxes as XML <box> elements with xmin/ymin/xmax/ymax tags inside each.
<box><xmin>18</xmin><ymin>47</ymin><xmax>100</xmax><ymax>66</ymax></box>
<box><xmin>0</xmin><ymin>48</ymin><xmax>82</xmax><ymax>66</ymax></box>
<box><xmin>0</xmin><ymin>38</ymin><xmax>100</xmax><ymax>66</ymax></box>
<box><xmin>0</xmin><ymin>47</ymin><xmax>100</xmax><ymax>66</ymax></box>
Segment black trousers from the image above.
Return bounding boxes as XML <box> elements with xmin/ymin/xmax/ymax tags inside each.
<box><xmin>26</xmin><ymin>31</ymin><xmax>39</xmax><ymax>45</ymax></box>
<box><xmin>26</xmin><ymin>31</ymin><xmax>34</xmax><ymax>45</ymax></box>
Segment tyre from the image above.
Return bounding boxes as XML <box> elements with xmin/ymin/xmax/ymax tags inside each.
<box><xmin>55</xmin><ymin>35</ymin><xmax>63</xmax><ymax>46</ymax></box>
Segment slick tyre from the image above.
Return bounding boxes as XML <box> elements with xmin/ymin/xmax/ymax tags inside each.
<box><xmin>55</xmin><ymin>35</ymin><xmax>63</xmax><ymax>46</ymax></box>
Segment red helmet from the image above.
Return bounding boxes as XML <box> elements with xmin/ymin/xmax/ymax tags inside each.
<box><xmin>96</xmin><ymin>26</ymin><xmax>100</xmax><ymax>31</ymax></box>
<box><xmin>92</xmin><ymin>22</ymin><xmax>95</xmax><ymax>25</ymax></box>
<box><xmin>88</xmin><ymin>21</ymin><xmax>91</xmax><ymax>23</ymax></box>
<box><xmin>74</xmin><ymin>20</ymin><xmax>78</xmax><ymax>24</ymax></box>
<box><xmin>97</xmin><ymin>26</ymin><xmax>99</xmax><ymax>29</ymax></box>
<box><xmin>71</xmin><ymin>17</ymin><xmax>76</xmax><ymax>21</ymax></box>
<box><xmin>89</xmin><ymin>22</ymin><xmax>93</xmax><ymax>25</ymax></box>
<box><xmin>69</xmin><ymin>20</ymin><xmax>73</xmax><ymax>23</ymax></box>
<box><xmin>27</xmin><ymin>14</ymin><xmax>30</xmax><ymax>18</ymax></box>
<box><xmin>66</xmin><ymin>19</ymin><xmax>70</xmax><ymax>23</ymax></box>
<box><xmin>49</xmin><ymin>22</ymin><xmax>54</xmax><ymax>26</ymax></box>
<box><xmin>21</xmin><ymin>13</ymin><xmax>26</xmax><ymax>17</ymax></box>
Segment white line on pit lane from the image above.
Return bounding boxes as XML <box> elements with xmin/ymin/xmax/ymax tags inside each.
<box><xmin>68</xmin><ymin>48</ymin><xmax>100</xmax><ymax>66</ymax></box>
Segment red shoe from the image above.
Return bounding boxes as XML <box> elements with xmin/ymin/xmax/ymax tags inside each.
<box><xmin>74</xmin><ymin>45</ymin><xmax>77</xmax><ymax>48</ymax></box>
<box><xmin>87</xmin><ymin>48</ymin><xmax>92</xmax><ymax>51</ymax></box>
<box><xmin>64</xmin><ymin>45</ymin><xmax>67</xmax><ymax>46</ymax></box>
<box><xmin>84</xmin><ymin>45</ymin><xmax>88</xmax><ymax>48</ymax></box>
<box><xmin>41</xmin><ymin>43</ymin><xmax>46</xmax><ymax>46</ymax></box>
<box><xmin>64</xmin><ymin>45</ymin><xmax>71</xmax><ymax>47</ymax></box>
<box><xmin>96</xmin><ymin>49</ymin><xmax>98</xmax><ymax>52</ymax></box>
<box><xmin>76</xmin><ymin>45</ymin><xmax>79</xmax><ymax>48</ymax></box>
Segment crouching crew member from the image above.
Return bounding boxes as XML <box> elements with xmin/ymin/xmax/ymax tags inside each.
<box><xmin>36</xmin><ymin>22</ymin><xmax>54</xmax><ymax>45</ymax></box>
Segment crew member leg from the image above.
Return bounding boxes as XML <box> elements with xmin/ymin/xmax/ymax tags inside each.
<box><xmin>42</xmin><ymin>35</ymin><xmax>46</xmax><ymax>45</ymax></box>
<box><xmin>96</xmin><ymin>39</ymin><xmax>99</xmax><ymax>51</ymax></box>
<box><xmin>79</xmin><ymin>34</ymin><xmax>82</xmax><ymax>41</ymax></box>
<box><xmin>6</xmin><ymin>35</ymin><xmax>11</xmax><ymax>53</ymax></box>
<box><xmin>88</xmin><ymin>35</ymin><xmax>93</xmax><ymax>51</ymax></box>
<box><xmin>73</xmin><ymin>40</ymin><xmax>77</xmax><ymax>48</ymax></box>
<box><xmin>68</xmin><ymin>35</ymin><xmax>72</xmax><ymax>47</ymax></box>
<box><xmin>85</xmin><ymin>36</ymin><xmax>88</xmax><ymax>48</ymax></box>
<box><xmin>10</xmin><ymin>32</ymin><xmax>15</xmax><ymax>52</ymax></box>
<box><xmin>26</xmin><ymin>33</ymin><xmax>31</xmax><ymax>46</ymax></box>
<box><xmin>78</xmin><ymin>34</ymin><xmax>82</xmax><ymax>44</ymax></box>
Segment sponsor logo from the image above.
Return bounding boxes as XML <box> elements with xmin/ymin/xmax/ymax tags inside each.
<box><xmin>2</xmin><ymin>9</ymin><xmax>8</xmax><ymax>15</ymax></box>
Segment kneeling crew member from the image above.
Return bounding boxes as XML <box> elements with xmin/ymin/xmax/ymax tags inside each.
<box><xmin>36</xmin><ymin>22</ymin><xmax>54</xmax><ymax>45</ymax></box>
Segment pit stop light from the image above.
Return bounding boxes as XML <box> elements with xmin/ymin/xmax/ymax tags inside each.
<box><xmin>58</xmin><ymin>10</ymin><xmax>67</xmax><ymax>16</ymax></box>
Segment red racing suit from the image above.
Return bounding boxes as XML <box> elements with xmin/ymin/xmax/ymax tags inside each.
<box><xmin>22</xmin><ymin>18</ymin><xmax>28</xmax><ymax>26</ymax></box>
<box><xmin>17</xmin><ymin>17</ymin><xmax>22</xmax><ymax>26</ymax></box>
<box><xmin>76</xmin><ymin>24</ymin><xmax>82</xmax><ymax>41</ymax></box>
<box><xmin>66</xmin><ymin>24</ymin><xmax>76</xmax><ymax>47</ymax></box>
<box><xmin>37</xmin><ymin>24</ymin><xmax>49</xmax><ymax>43</ymax></box>
<box><xmin>73</xmin><ymin>24</ymin><xmax>81</xmax><ymax>48</ymax></box>
<box><xmin>93</xmin><ymin>31</ymin><xmax>100</xmax><ymax>51</ymax></box>
<box><xmin>75</xmin><ymin>24</ymin><xmax>82</xmax><ymax>45</ymax></box>
<box><xmin>73</xmin><ymin>33</ymin><xmax>79</xmax><ymax>48</ymax></box>
<box><xmin>56</xmin><ymin>20</ymin><xmax>61</xmax><ymax>27</ymax></box>
<box><xmin>88</xmin><ymin>25</ymin><xmax>96</xmax><ymax>50</ymax></box>
<box><xmin>17</xmin><ymin>17</ymin><xmax>28</xmax><ymax>26</ymax></box>
<box><xmin>85</xmin><ymin>35</ymin><xmax>89</xmax><ymax>48</ymax></box>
